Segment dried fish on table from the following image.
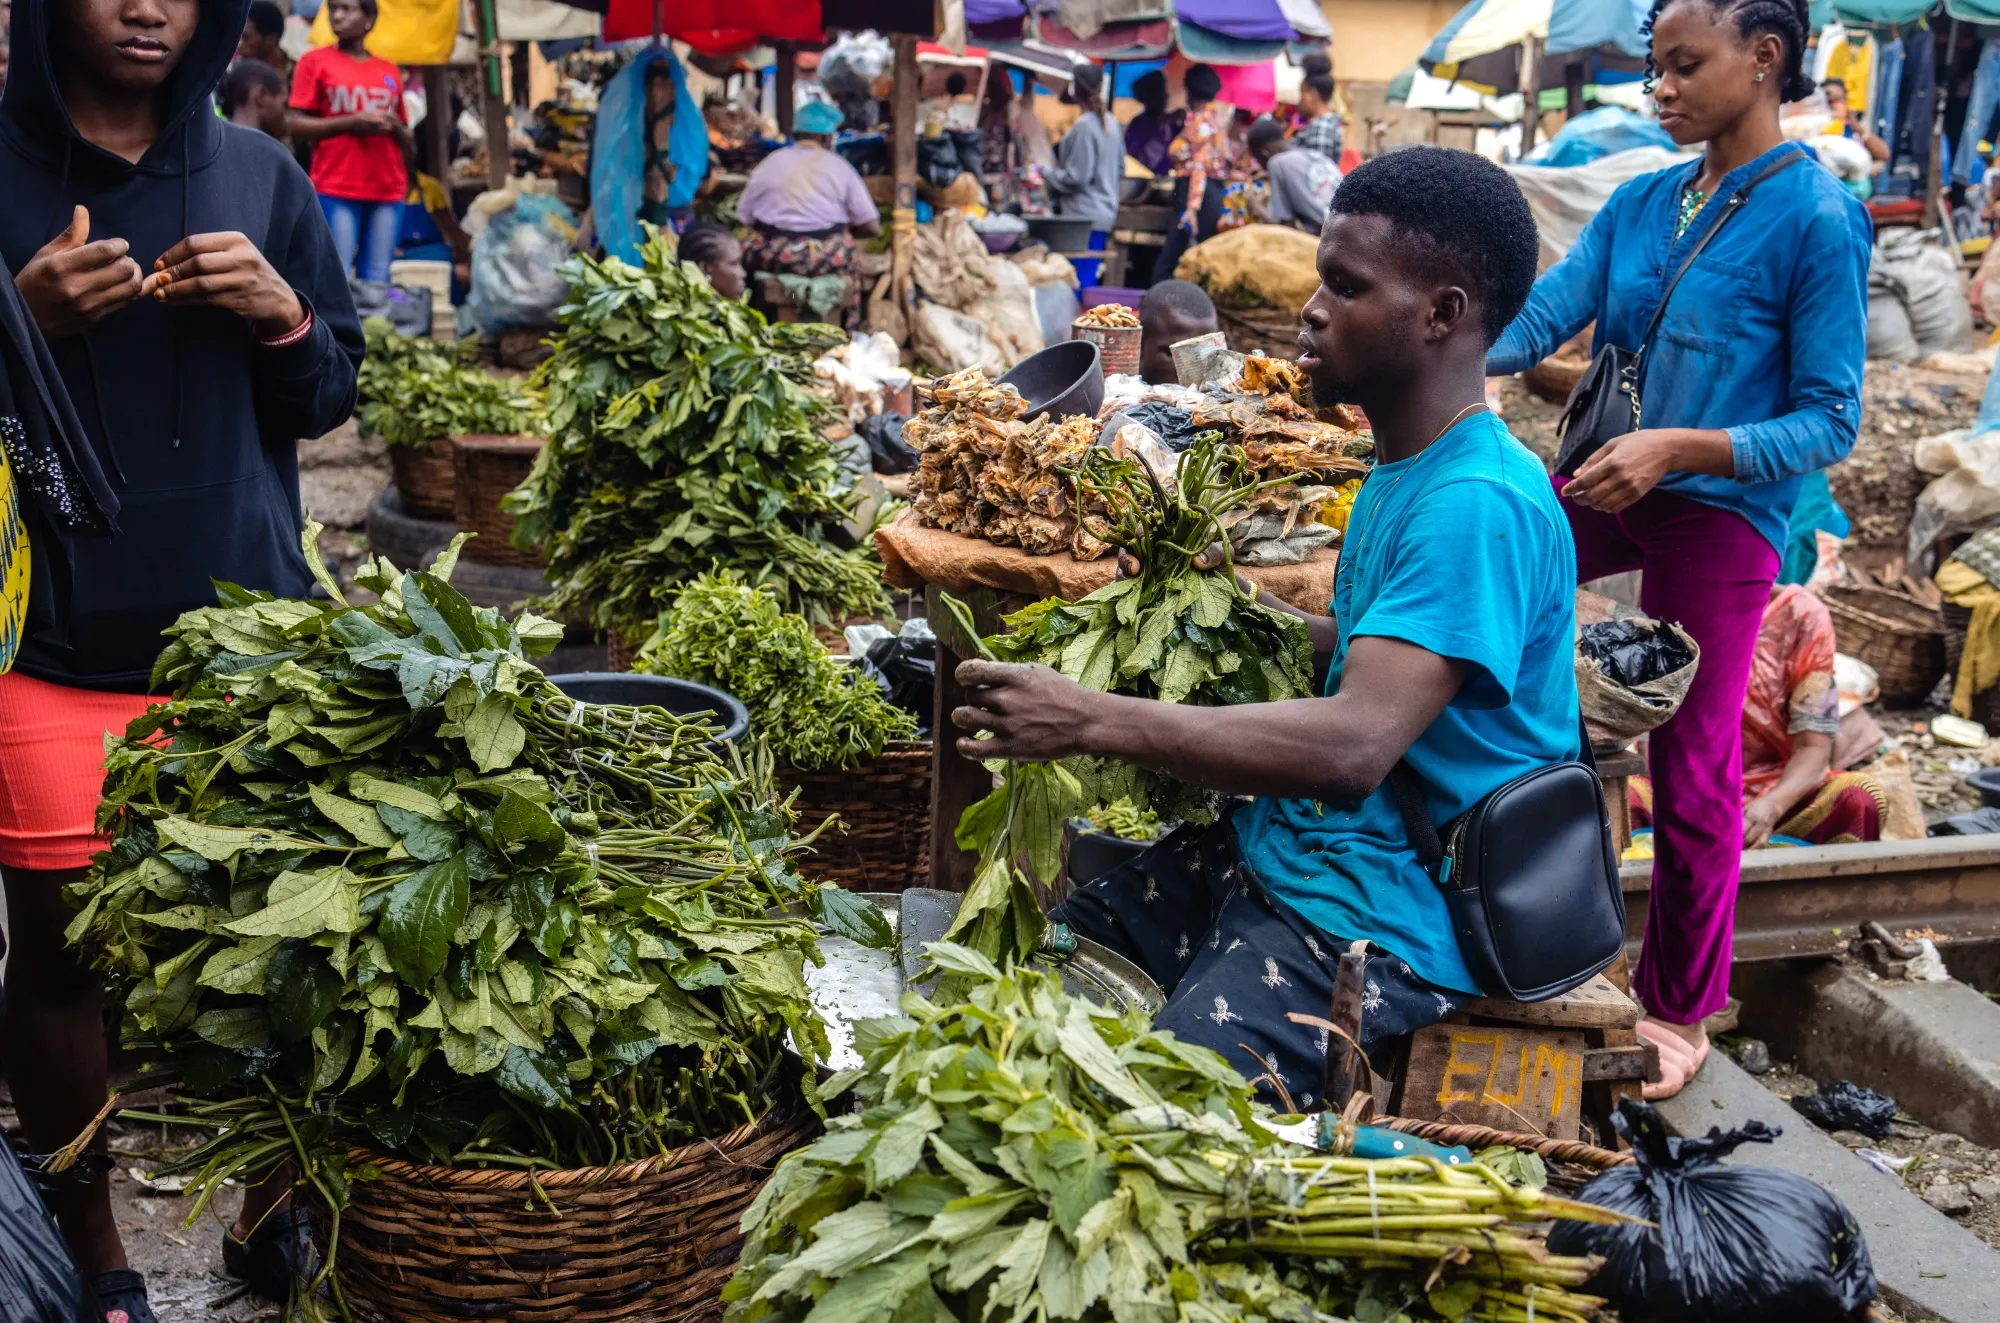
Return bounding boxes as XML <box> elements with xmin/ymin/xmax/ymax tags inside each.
<box><xmin>1074</xmin><ymin>301</ymin><xmax>1140</xmax><ymax>328</ymax></box>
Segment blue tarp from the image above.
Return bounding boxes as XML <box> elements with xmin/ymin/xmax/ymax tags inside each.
<box><xmin>1523</xmin><ymin>106</ymin><xmax>1677</xmax><ymax>167</ymax></box>
<box><xmin>590</xmin><ymin>45</ymin><xmax>709</xmax><ymax>266</ymax></box>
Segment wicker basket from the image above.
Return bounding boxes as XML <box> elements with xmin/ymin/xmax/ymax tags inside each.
<box><xmin>1821</xmin><ymin>582</ymin><xmax>1945</xmax><ymax>708</ymax></box>
<box><xmin>452</xmin><ymin>433</ymin><xmax>545</xmax><ymax>568</ymax></box>
<box><xmin>1938</xmin><ymin>601</ymin><xmax>2000</xmax><ymax>726</ymax></box>
<box><xmin>608</xmin><ymin>629</ymin><xmax>641</xmax><ymax>673</ymax></box>
<box><xmin>1378</xmin><ymin>1116</ymin><xmax>1632</xmax><ymax>1193</ymax></box>
<box><xmin>1071</xmin><ymin>322</ymin><xmax>1141</xmax><ymax>377</ymax></box>
<box><xmin>1213</xmin><ymin>302</ymin><xmax>1302</xmax><ymax>359</ymax></box>
<box><xmin>781</xmin><ymin>741</ymin><xmax>932</xmax><ymax>889</ymax></box>
<box><xmin>319</xmin><ymin>1108</ymin><xmax>818</xmax><ymax>1323</ymax></box>
<box><xmin>389</xmin><ymin>437</ymin><xmax>457</xmax><ymax>520</ymax></box>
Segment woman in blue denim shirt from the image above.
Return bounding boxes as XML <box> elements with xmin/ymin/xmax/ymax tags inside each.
<box><xmin>1488</xmin><ymin>0</ymin><xmax>1870</xmax><ymax>1097</ymax></box>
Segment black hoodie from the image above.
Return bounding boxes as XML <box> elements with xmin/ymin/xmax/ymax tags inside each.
<box><xmin>0</xmin><ymin>0</ymin><xmax>362</xmax><ymax>691</ymax></box>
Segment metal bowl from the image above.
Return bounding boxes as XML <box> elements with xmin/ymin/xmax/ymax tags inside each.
<box><xmin>546</xmin><ymin>672</ymin><xmax>750</xmax><ymax>745</ymax></box>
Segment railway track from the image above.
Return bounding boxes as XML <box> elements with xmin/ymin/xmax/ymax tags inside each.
<box><xmin>1622</xmin><ymin>835</ymin><xmax>2000</xmax><ymax>962</ymax></box>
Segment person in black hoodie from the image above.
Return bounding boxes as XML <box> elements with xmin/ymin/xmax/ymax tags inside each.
<box><xmin>0</xmin><ymin>0</ymin><xmax>360</xmax><ymax>1317</ymax></box>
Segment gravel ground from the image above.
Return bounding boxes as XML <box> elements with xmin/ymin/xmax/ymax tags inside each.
<box><xmin>298</xmin><ymin>418</ymin><xmax>391</xmax><ymax>588</ymax></box>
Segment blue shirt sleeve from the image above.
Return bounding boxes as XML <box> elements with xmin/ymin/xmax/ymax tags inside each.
<box><xmin>1724</xmin><ymin>202</ymin><xmax>1871</xmax><ymax>484</ymax></box>
<box><xmin>1342</xmin><ymin>479</ymin><xmax>1559</xmax><ymax>710</ymax></box>
<box><xmin>1487</xmin><ymin>192</ymin><xmax>1614</xmax><ymax>376</ymax></box>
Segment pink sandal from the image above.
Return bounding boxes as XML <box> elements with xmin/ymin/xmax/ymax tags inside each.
<box><xmin>1636</xmin><ymin>1019</ymin><xmax>1711</xmax><ymax>1100</ymax></box>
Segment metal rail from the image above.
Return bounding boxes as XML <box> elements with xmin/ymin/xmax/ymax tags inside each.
<box><xmin>1622</xmin><ymin>836</ymin><xmax>2000</xmax><ymax>962</ymax></box>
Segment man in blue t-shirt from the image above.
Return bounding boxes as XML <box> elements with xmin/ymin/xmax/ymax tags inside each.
<box><xmin>951</xmin><ymin>147</ymin><xmax>1579</xmax><ymax>1106</ymax></box>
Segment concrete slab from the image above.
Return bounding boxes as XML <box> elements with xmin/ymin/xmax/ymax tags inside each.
<box><xmin>1655</xmin><ymin>1051</ymin><xmax>2000</xmax><ymax>1323</ymax></box>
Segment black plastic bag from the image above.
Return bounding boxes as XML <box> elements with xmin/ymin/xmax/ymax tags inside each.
<box><xmin>0</xmin><ymin>1137</ymin><xmax>86</xmax><ymax>1323</ymax></box>
<box><xmin>858</xmin><ymin>412</ymin><xmax>918</xmax><ymax>474</ymax></box>
<box><xmin>1124</xmin><ymin>402</ymin><xmax>1199</xmax><ymax>451</ymax></box>
<box><xmin>1791</xmin><ymin>1080</ymin><xmax>1898</xmax><ymax>1140</ymax></box>
<box><xmin>1580</xmin><ymin>618</ymin><xmax>1697</xmax><ymax>688</ymax></box>
<box><xmin>854</xmin><ymin>621</ymin><xmax>935</xmax><ymax>732</ymax></box>
<box><xmin>1930</xmin><ymin>806</ymin><xmax>2000</xmax><ymax>836</ymax></box>
<box><xmin>1548</xmin><ymin>1100</ymin><xmax>1876</xmax><ymax>1323</ymax></box>
<box><xmin>917</xmin><ymin>135</ymin><xmax>965</xmax><ymax>190</ymax></box>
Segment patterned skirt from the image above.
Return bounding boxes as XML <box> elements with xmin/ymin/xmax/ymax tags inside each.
<box><xmin>1630</xmin><ymin>771</ymin><xmax>1884</xmax><ymax>846</ymax></box>
<box><xmin>741</xmin><ymin>227</ymin><xmax>860</xmax><ymax>328</ymax></box>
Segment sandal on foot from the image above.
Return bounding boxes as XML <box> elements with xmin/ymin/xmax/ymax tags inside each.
<box><xmin>222</xmin><ymin>1206</ymin><xmax>318</xmax><ymax>1301</ymax></box>
<box><xmin>87</xmin><ymin>1269</ymin><xmax>158</xmax><ymax>1323</ymax></box>
<box><xmin>1636</xmin><ymin>1019</ymin><xmax>1710</xmax><ymax>1100</ymax></box>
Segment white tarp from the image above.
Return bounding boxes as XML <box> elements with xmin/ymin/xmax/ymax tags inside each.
<box><xmin>1505</xmin><ymin>145</ymin><xmax>1692</xmax><ymax>268</ymax></box>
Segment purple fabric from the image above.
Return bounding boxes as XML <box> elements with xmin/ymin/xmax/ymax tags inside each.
<box><xmin>1172</xmin><ymin>0</ymin><xmax>1295</xmax><ymax>41</ymax></box>
<box><xmin>1559</xmin><ymin>477</ymin><xmax>1779</xmax><ymax>1025</ymax></box>
<box><xmin>964</xmin><ymin>0</ymin><xmax>1026</xmax><ymax>23</ymax></box>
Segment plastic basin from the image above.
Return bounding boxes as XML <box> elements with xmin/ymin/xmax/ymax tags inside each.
<box><xmin>1968</xmin><ymin>766</ymin><xmax>2000</xmax><ymax>808</ymax></box>
<box><xmin>547</xmin><ymin>672</ymin><xmax>750</xmax><ymax>745</ymax></box>
<box><xmin>998</xmin><ymin>339</ymin><xmax>1103</xmax><ymax>420</ymax></box>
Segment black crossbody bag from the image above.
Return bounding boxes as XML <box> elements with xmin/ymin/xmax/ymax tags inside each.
<box><xmin>1552</xmin><ymin>148</ymin><xmax>1807</xmax><ymax>477</ymax></box>
<box><xmin>1387</xmin><ymin>715</ymin><xmax>1623</xmax><ymax>1002</ymax></box>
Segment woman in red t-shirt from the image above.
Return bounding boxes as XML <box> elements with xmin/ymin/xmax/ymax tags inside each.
<box><xmin>288</xmin><ymin>0</ymin><xmax>412</xmax><ymax>282</ymax></box>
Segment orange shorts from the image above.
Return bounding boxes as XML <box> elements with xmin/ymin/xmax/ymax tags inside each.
<box><xmin>0</xmin><ymin>671</ymin><xmax>157</xmax><ymax>872</ymax></box>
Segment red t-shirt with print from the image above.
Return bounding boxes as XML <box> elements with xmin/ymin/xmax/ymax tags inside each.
<box><xmin>290</xmin><ymin>46</ymin><xmax>408</xmax><ymax>204</ymax></box>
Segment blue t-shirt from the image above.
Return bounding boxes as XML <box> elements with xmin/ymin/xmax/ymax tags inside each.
<box><xmin>1232</xmin><ymin>413</ymin><xmax>1580</xmax><ymax>994</ymax></box>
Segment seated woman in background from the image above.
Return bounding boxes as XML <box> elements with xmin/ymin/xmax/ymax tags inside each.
<box><xmin>1632</xmin><ymin>584</ymin><xmax>1883</xmax><ymax>847</ymax></box>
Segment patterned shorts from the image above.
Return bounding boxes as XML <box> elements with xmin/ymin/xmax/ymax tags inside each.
<box><xmin>1049</xmin><ymin>818</ymin><xmax>1463</xmax><ymax>1110</ymax></box>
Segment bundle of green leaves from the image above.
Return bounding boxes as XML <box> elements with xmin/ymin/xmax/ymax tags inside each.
<box><xmin>725</xmin><ymin>947</ymin><xmax>1620</xmax><ymax>1323</ymax></box>
<box><xmin>356</xmin><ymin>318</ymin><xmax>539</xmax><ymax>449</ymax></box>
<box><xmin>503</xmin><ymin>228</ymin><xmax>888</xmax><ymax>640</ymax></box>
<box><xmin>939</xmin><ymin>436</ymin><xmax>1318</xmax><ymax>967</ymax></box>
<box><xmin>635</xmin><ymin>572</ymin><xmax>918</xmax><ymax>772</ymax></box>
<box><xmin>73</xmin><ymin>525</ymin><xmax>893</xmax><ymax>1226</ymax></box>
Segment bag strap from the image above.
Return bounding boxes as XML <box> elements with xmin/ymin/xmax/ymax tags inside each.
<box><xmin>1631</xmin><ymin>148</ymin><xmax>1807</xmax><ymax>374</ymax></box>
<box><xmin>1388</xmin><ymin>710</ymin><xmax>1599</xmax><ymax>874</ymax></box>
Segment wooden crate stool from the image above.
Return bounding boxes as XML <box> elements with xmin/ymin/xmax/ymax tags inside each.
<box><xmin>1388</xmin><ymin>974</ymin><xmax>1657</xmax><ymax>1144</ymax></box>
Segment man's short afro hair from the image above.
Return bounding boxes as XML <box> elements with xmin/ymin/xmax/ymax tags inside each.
<box><xmin>1329</xmin><ymin>145</ymin><xmax>1539</xmax><ymax>345</ymax></box>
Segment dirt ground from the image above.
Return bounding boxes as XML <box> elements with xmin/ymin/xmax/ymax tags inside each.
<box><xmin>297</xmin><ymin>418</ymin><xmax>390</xmax><ymax>586</ymax></box>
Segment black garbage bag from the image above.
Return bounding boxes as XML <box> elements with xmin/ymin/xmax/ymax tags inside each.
<box><xmin>917</xmin><ymin>135</ymin><xmax>965</xmax><ymax>190</ymax></box>
<box><xmin>858</xmin><ymin>412</ymin><xmax>918</xmax><ymax>474</ymax></box>
<box><xmin>854</xmin><ymin>620</ymin><xmax>935</xmax><ymax>733</ymax></box>
<box><xmin>1930</xmin><ymin>806</ymin><xmax>2000</xmax><ymax>836</ymax></box>
<box><xmin>0</xmin><ymin>1137</ymin><xmax>86</xmax><ymax>1323</ymax></box>
<box><xmin>1791</xmin><ymin>1081</ymin><xmax>1899</xmax><ymax>1140</ymax></box>
<box><xmin>1580</xmin><ymin>618</ymin><xmax>1698</xmax><ymax>688</ymax></box>
<box><xmin>1548</xmin><ymin>1100</ymin><xmax>1876</xmax><ymax>1323</ymax></box>
<box><xmin>1124</xmin><ymin>402</ymin><xmax>1199</xmax><ymax>450</ymax></box>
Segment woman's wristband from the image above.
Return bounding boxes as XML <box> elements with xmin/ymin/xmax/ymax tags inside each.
<box><xmin>259</xmin><ymin>308</ymin><xmax>314</xmax><ymax>349</ymax></box>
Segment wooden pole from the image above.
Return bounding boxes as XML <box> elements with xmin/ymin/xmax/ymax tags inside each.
<box><xmin>891</xmin><ymin>32</ymin><xmax>919</xmax><ymax>322</ymax></box>
<box><xmin>1518</xmin><ymin>34</ymin><xmax>1543</xmax><ymax>154</ymax></box>
<box><xmin>420</xmin><ymin>65</ymin><xmax>451</xmax><ymax>181</ymax></box>
<box><xmin>775</xmin><ymin>41</ymin><xmax>797</xmax><ymax>137</ymax></box>
<box><xmin>475</xmin><ymin>0</ymin><xmax>507</xmax><ymax>189</ymax></box>
<box><xmin>1564</xmin><ymin>59</ymin><xmax>1585</xmax><ymax>117</ymax></box>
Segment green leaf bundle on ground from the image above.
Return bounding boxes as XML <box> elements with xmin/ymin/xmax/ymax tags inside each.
<box><xmin>725</xmin><ymin>947</ymin><xmax>1621</xmax><ymax>1323</ymax></box>
<box><xmin>502</xmin><ymin>229</ymin><xmax>888</xmax><ymax>640</ymax></box>
<box><xmin>74</xmin><ymin>526</ymin><xmax>889</xmax><ymax>1230</ymax></box>
<box><xmin>635</xmin><ymin>572</ymin><xmax>917</xmax><ymax>772</ymax></box>
<box><xmin>356</xmin><ymin>318</ymin><xmax>539</xmax><ymax>448</ymax></box>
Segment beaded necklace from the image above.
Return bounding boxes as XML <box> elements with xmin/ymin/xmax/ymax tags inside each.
<box><xmin>1676</xmin><ymin>184</ymin><xmax>1709</xmax><ymax>240</ymax></box>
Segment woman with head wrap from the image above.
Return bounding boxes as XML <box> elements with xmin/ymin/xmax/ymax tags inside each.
<box><xmin>735</xmin><ymin>100</ymin><xmax>881</xmax><ymax>327</ymax></box>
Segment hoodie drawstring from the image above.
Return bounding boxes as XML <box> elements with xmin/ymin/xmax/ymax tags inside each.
<box><xmin>43</xmin><ymin>134</ymin><xmax>130</xmax><ymax>487</ymax></box>
<box><xmin>174</xmin><ymin>150</ymin><xmax>188</xmax><ymax>451</ymax></box>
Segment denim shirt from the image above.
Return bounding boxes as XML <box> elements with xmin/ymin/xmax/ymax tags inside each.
<box><xmin>1488</xmin><ymin>142</ymin><xmax>1872</xmax><ymax>552</ymax></box>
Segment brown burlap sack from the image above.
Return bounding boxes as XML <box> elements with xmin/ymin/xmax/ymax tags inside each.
<box><xmin>1174</xmin><ymin>224</ymin><xmax>1322</xmax><ymax>316</ymax></box>
<box><xmin>1576</xmin><ymin>619</ymin><xmax>1700</xmax><ymax>746</ymax></box>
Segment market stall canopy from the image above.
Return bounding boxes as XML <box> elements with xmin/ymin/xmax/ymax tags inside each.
<box><xmin>1809</xmin><ymin>0</ymin><xmax>2000</xmax><ymax>20</ymax></box>
<box><xmin>601</xmin><ymin>0</ymin><xmax>821</xmax><ymax>50</ymax></box>
<box><xmin>964</xmin><ymin>0</ymin><xmax>1322</xmax><ymax>65</ymax></box>
<box><xmin>1421</xmin><ymin>0</ymin><xmax>1650</xmax><ymax>95</ymax></box>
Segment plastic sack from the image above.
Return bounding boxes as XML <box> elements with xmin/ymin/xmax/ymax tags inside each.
<box><xmin>1576</xmin><ymin>617</ymin><xmax>1701</xmax><ymax>744</ymax></box>
<box><xmin>0</xmin><ymin>1137</ymin><xmax>85</xmax><ymax>1323</ymax></box>
<box><xmin>1523</xmin><ymin>106</ymin><xmax>1677</xmax><ymax>169</ymax></box>
<box><xmin>348</xmin><ymin>278</ymin><xmax>431</xmax><ymax>339</ymax></box>
<box><xmin>462</xmin><ymin>191</ymin><xmax>578</xmax><ymax>336</ymax></box>
<box><xmin>589</xmin><ymin>45</ymin><xmax>708</xmax><ymax>267</ymax></box>
<box><xmin>1548</xmin><ymin>1100</ymin><xmax>1878</xmax><ymax>1323</ymax></box>
<box><xmin>1124</xmin><ymin>402</ymin><xmax>1199</xmax><ymax>451</ymax></box>
<box><xmin>1791</xmin><ymin>1080</ymin><xmax>1898</xmax><ymax>1140</ymax></box>
<box><xmin>852</xmin><ymin>618</ymin><xmax>935</xmax><ymax>731</ymax></box>
<box><xmin>857</xmin><ymin>412</ymin><xmax>918</xmax><ymax>474</ymax></box>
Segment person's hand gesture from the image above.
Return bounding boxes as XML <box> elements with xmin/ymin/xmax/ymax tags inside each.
<box><xmin>1561</xmin><ymin>429</ymin><xmax>1682</xmax><ymax>513</ymax></box>
<box><xmin>142</xmin><ymin>233</ymin><xmax>304</xmax><ymax>339</ymax></box>
<box><xmin>951</xmin><ymin>660</ymin><xmax>1101</xmax><ymax>763</ymax></box>
<box><xmin>13</xmin><ymin>206</ymin><xmax>145</xmax><ymax>339</ymax></box>
<box><xmin>1742</xmin><ymin>794</ymin><xmax>1785</xmax><ymax>849</ymax></box>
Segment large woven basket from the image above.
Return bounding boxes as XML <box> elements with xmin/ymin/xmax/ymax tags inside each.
<box><xmin>781</xmin><ymin>741</ymin><xmax>932</xmax><ymax>889</ymax></box>
<box><xmin>1821</xmin><ymin>582</ymin><xmax>1945</xmax><ymax>708</ymax></box>
<box><xmin>319</xmin><ymin>1107</ymin><xmax>818</xmax><ymax>1323</ymax></box>
<box><xmin>389</xmin><ymin>437</ymin><xmax>457</xmax><ymax>520</ymax></box>
<box><xmin>452</xmin><ymin>433</ymin><xmax>545</xmax><ymax>568</ymax></box>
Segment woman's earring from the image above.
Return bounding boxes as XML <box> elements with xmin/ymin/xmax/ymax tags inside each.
<box><xmin>1754</xmin><ymin>71</ymin><xmax>1766</xmax><ymax>82</ymax></box>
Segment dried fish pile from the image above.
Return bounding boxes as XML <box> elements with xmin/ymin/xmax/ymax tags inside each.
<box><xmin>908</xmin><ymin>369</ymin><xmax>1113</xmax><ymax>559</ymax></box>
<box><xmin>1195</xmin><ymin>356</ymin><xmax>1374</xmax><ymax>545</ymax></box>
<box><xmin>1075</xmin><ymin>302</ymin><xmax>1140</xmax><ymax>328</ymax></box>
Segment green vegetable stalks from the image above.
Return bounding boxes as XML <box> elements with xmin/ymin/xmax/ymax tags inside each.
<box><xmin>942</xmin><ymin>434</ymin><xmax>1319</xmax><ymax>968</ymax></box>
<box><xmin>503</xmin><ymin>226</ymin><xmax>888</xmax><ymax>640</ymax></box>
<box><xmin>357</xmin><ymin>318</ymin><xmax>538</xmax><ymax>448</ymax></box>
<box><xmin>725</xmin><ymin>948</ymin><xmax>1623</xmax><ymax>1323</ymax></box>
<box><xmin>635</xmin><ymin>571</ymin><xmax>917</xmax><ymax>773</ymax></box>
<box><xmin>73</xmin><ymin>524</ymin><xmax>890</xmax><ymax>1318</ymax></box>
<box><xmin>1082</xmin><ymin>796</ymin><xmax>1162</xmax><ymax>842</ymax></box>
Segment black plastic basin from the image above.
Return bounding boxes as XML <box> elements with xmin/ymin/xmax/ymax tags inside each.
<box><xmin>1969</xmin><ymin>766</ymin><xmax>2000</xmax><ymax>809</ymax></box>
<box><xmin>999</xmin><ymin>339</ymin><xmax>1103</xmax><ymax>421</ymax></box>
<box><xmin>547</xmin><ymin>672</ymin><xmax>750</xmax><ymax>745</ymax></box>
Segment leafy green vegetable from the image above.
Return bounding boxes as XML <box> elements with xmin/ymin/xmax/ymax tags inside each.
<box><xmin>1081</xmin><ymin>797</ymin><xmax>1162</xmax><ymax>842</ymax></box>
<box><xmin>356</xmin><ymin>318</ymin><xmax>539</xmax><ymax>449</ymax></box>
<box><xmin>503</xmin><ymin>227</ymin><xmax>888</xmax><ymax>640</ymax></box>
<box><xmin>726</xmin><ymin>950</ymin><xmax>1622</xmax><ymax>1323</ymax></box>
<box><xmin>78</xmin><ymin>521</ymin><xmax>881</xmax><ymax>1225</ymax></box>
<box><xmin>635</xmin><ymin>572</ymin><xmax>916</xmax><ymax>772</ymax></box>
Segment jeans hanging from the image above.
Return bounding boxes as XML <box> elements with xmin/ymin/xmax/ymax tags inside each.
<box><xmin>1954</xmin><ymin>37</ymin><xmax>2000</xmax><ymax>184</ymax></box>
<box><xmin>1900</xmin><ymin>25</ymin><xmax>1937</xmax><ymax>181</ymax></box>
<box><xmin>1874</xmin><ymin>36</ymin><xmax>1904</xmax><ymax>191</ymax></box>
